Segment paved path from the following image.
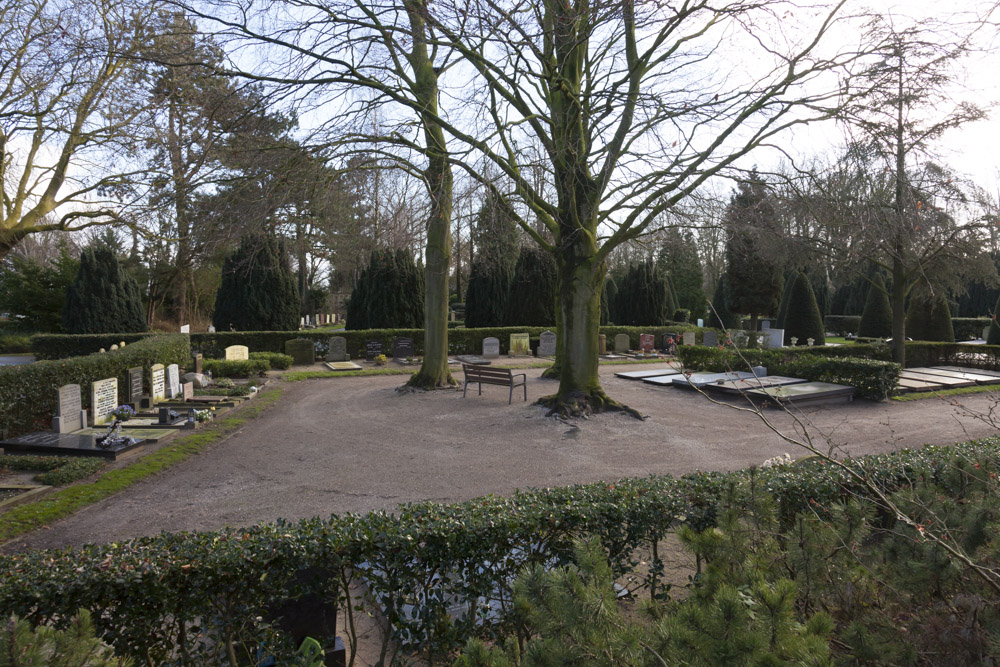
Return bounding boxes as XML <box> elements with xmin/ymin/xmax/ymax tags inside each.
<box><xmin>6</xmin><ymin>364</ymin><xmax>998</xmax><ymax>553</ymax></box>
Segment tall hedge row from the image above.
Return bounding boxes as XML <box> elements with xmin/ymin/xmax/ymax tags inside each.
<box><xmin>1</xmin><ymin>438</ymin><xmax>997</xmax><ymax>663</ymax></box>
<box><xmin>0</xmin><ymin>335</ymin><xmax>190</xmax><ymax>438</ymax></box>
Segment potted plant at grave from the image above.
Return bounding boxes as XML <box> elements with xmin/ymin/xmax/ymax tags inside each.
<box><xmin>374</xmin><ymin>353</ymin><xmax>388</xmax><ymax>366</ymax></box>
<box><xmin>111</xmin><ymin>405</ymin><xmax>135</xmax><ymax>422</ymax></box>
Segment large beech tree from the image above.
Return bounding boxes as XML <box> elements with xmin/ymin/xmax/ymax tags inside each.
<box><xmin>418</xmin><ymin>0</ymin><xmax>860</xmax><ymax>415</ymax></box>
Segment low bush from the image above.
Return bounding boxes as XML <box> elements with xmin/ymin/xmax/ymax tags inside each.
<box><xmin>2</xmin><ymin>439</ymin><xmax>999</xmax><ymax>663</ymax></box>
<box><xmin>202</xmin><ymin>358</ymin><xmax>269</xmax><ymax>378</ymax></box>
<box><xmin>677</xmin><ymin>345</ymin><xmax>900</xmax><ymax>400</ymax></box>
<box><xmin>0</xmin><ymin>610</ymin><xmax>125</xmax><ymax>666</ymax></box>
<box><xmin>0</xmin><ymin>455</ymin><xmax>106</xmax><ymax>486</ymax></box>
<box><xmin>249</xmin><ymin>351</ymin><xmax>293</xmax><ymax>370</ymax></box>
<box><xmin>0</xmin><ymin>334</ymin><xmax>31</xmax><ymax>354</ymax></box>
<box><xmin>30</xmin><ymin>333</ymin><xmax>152</xmax><ymax>360</ymax></box>
<box><xmin>0</xmin><ymin>335</ymin><xmax>190</xmax><ymax>438</ymax></box>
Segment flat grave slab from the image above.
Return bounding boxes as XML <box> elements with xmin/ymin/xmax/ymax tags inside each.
<box><xmin>107</xmin><ymin>416</ymin><xmax>188</xmax><ymax>430</ymax></box>
<box><xmin>641</xmin><ymin>374</ymin><xmax>692</xmax><ymax>386</ymax></box>
<box><xmin>896</xmin><ymin>378</ymin><xmax>945</xmax><ymax>393</ymax></box>
<box><xmin>706</xmin><ymin>376</ymin><xmax>807</xmax><ymax>395</ymax></box>
<box><xmin>80</xmin><ymin>428</ymin><xmax>174</xmax><ymax>442</ymax></box>
<box><xmin>912</xmin><ymin>367</ymin><xmax>1000</xmax><ymax>384</ymax></box>
<box><xmin>747</xmin><ymin>381</ymin><xmax>854</xmax><ymax>407</ymax></box>
<box><xmin>600</xmin><ymin>354</ymin><xmax>628</xmax><ymax>360</ymax></box>
<box><xmin>323</xmin><ymin>361</ymin><xmax>363</xmax><ymax>371</ymax></box>
<box><xmin>614</xmin><ymin>368</ymin><xmax>680</xmax><ymax>380</ymax></box>
<box><xmin>456</xmin><ymin>355</ymin><xmax>491</xmax><ymax>366</ymax></box>
<box><xmin>899</xmin><ymin>371</ymin><xmax>974</xmax><ymax>387</ymax></box>
<box><xmin>669</xmin><ymin>371</ymin><xmax>755</xmax><ymax>389</ymax></box>
<box><xmin>0</xmin><ymin>432</ymin><xmax>145</xmax><ymax>460</ymax></box>
<box><xmin>931</xmin><ymin>366</ymin><xmax>1000</xmax><ymax>379</ymax></box>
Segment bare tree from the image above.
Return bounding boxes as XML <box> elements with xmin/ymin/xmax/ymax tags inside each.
<box><xmin>0</xmin><ymin>0</ymin><xmax>154</xmax><ymax>260</ymax></box>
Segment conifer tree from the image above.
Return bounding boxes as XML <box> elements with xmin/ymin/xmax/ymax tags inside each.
<box><xmin>614</xmin><ymin>261</ymin><xmax>670</xmax><ymax>326</ymax></box>
<box><xmin>906</xmin><ymin>289</ymin><xmax>954</xmax><ymax>342</ymax></box>
<box><xmin>505</xmin><ymin>246</ymin><xmax>557</xmax><ymax>326</ymax></box>
<box><xmin>600</xmin><ymin>277</ymin><xmax>617</xmax><ymax>325</ymax></box>
<box><xmin>707</xmin><ymin>274</ymin><xmax>739</xmax><ymax>330</ymax></box>
<box><xmin>782</xmin><ymin>272</ymin><xmax>825</xmax><ymax>345</ymax></box>
<box><xmin>775</xmin><ymin>271</ymin><xmax>795</xmax><ymax>329</ymax></box>
<box><xmin>345</xmin><ymin>249</ymin><xmax>424</xmax><ymax>330</ymax></box>
<box><xmin>0</xmin><ymin>610</ymin><xmax>124</xmax><ymax>666</ymax></box>
<box><xmin>465</xmin><ymin>260</ymin><xmax>510</xmax><ymax>327</ymax></box>
<box><xmin>62</xmin><ymin>245</ymin><xmax>146</xmax><ymax>334</ymax></box>
<box><xmin>988</xmin><ymin>293</ymin><xmax>1000</xmax><ymax>345</ymax></box>
<box><xmin>212</xmin><ymin>234</ymin><xmax>300</xmax><ymax>331</ymax></box>
<box><xmin>858</xmin><ymin>274</ymin><xmax>893</xmax><ymax>338</ymax></box>
<box><xmin>657</xmin><ymin>229</ymin><xmax>707</xmax><ymax>320</ymax></box>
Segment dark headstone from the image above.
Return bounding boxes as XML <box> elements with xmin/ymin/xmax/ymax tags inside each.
<box><xmin>703</xmin><ymin>331</ymin><xmax>719</xmax><ymax>347</ymax></box>
<box><xmin>365</xmin><ymin>340</ymin><xmax>383</xmax><ymax>362</ymax></box>
<box><xmin>193</xmin><ymin>353</ymin><xmax>203</xmax><ymax>375</ymax></box>
<box><xmin>158</xmin><ymin>407</ymin><xmax>183</xmax><ymax>425</ymax></box>
<box><xmin>392</xmin><ymin>336</ymin><xmax>415</xmax><ymax>359</ymax></box>
<box><xmin>0</xmin><ymin>431</ymin><xmax>143</xmax><ymax>460</ymax></box>
<box><xmin>285</xmin><ymin>338</ymin><xmax>315</xmax><ymax>366</ymax></box>
<box><xmin>128</xmin><ymin>367</ymin><xmax>143</xmax><ymax>405</ymax></box>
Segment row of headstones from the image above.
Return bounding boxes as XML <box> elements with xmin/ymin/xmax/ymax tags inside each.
<box><xmin>300</xmin><ymin>313</ymin><xmax>338</xmax><ymax>328</ymax></box>
<box><xmin>54</xmin><ymin>364</ymin><xmax>190</xmax><ymax>432</ymax></box>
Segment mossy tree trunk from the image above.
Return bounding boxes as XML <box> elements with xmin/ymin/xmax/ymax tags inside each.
<box><xmin>404</xmin><ymin>0</ymin><xmax>454</xmax><ymax>389</ymax></box>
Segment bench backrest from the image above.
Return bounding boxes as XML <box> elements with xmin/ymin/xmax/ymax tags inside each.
<box><xmin>463</xmin><ymin>364</ymin><xmax>512</xmax><ymax>380</ymax></box>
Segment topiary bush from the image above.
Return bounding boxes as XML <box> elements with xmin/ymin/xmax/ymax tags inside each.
<box><xmin>706</xmin><ymin>273</ymin><xmax>740</xmax><ymax>330</ymax></box>
<box><xmin>249</xmin><ymin>351</ymin><xmax>293</xmax><ymax>370</ymax></box>
<box><xmin>346</xmin><ymin>249</ymin><xmax>424</xmax><ymax>330</ymax></box>
<box><xmin>824</xmin><ymin>315</ymin><xmax>862</xmax><ymax>336</ymax></box>
<box><xmin>858</xmin><ymin>274</ymin><xmax>893</xmax><ymax>338</ymax></box>
<box><xmin>906</xmin><ymin>290</ymin><xmax>955</xmax><ymax>343</ymax></box>
<box><xmin>62</xmin><ymin>246</ymin><xmax>145</xmax><ymax>335</ymax></box>
<box><xmin>505</xmin><ymin>246</ymin><xmax>557</xmax><ymax>326</ymax></box>
<box><xmin>213</xmin><ymin>234</ymin><xmax>300</xmax><ymax>332</ymax></box>
<box><xmin>782</xmin><ymin>272</ymin><xmax>825</xmax><ymax>345</ymax></box>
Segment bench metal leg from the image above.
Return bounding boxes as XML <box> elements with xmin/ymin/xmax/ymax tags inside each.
<box><xmin>508</xmin><ymin>383</ymin><xmax>513</xmax><ymax>404</ymax></box>
<box><xmin>523</xmin><ymin>381</ymin><xmax>527</xmax><ymax>402</ymax></box>
<box><xmin>463</xmin><ymin>379</ymin><xmax>468</xmax><ymax>398</ymax></box>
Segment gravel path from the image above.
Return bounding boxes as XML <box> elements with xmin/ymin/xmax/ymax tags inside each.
<box><xmin>5</xmin><ymin>363</ymin><xmax>998</xmax><ymax>553</ymax></box>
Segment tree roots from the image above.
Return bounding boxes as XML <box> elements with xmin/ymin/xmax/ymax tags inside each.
<box><xmin>400</xmin><ymin>370</ymin><xmax>457</xmax><ymax>392</ymax></box>
<box><xmin>535</xmin><ymin>390</ymin><xmax>645</xmax><ymax>420</ymax></box>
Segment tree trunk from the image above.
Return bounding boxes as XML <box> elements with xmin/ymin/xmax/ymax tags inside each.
<box><xmin>892</xmin><ymin>251</ymin><xmax>906</xmax><ymax>365</ymax></box>
<box><xmin>404</xmin><ymin>0</ymin><xmax>454</xmax><ymax>389</ymax></box>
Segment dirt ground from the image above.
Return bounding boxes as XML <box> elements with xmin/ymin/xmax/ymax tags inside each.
<box><xmin>5</xmin><ymin>362</ymin><xmax>999</xmax><ymax>554</ymax></box>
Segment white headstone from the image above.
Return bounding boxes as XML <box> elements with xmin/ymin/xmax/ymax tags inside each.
<box><xmin>53</xmin><ymin>384</ymin><xmax>87</xmax><ymax>433</ymax></box>
<box><xmin>482</xmin><ymin>337</ymin><xmax>500</xmax><ymax>359</ymax></box>
<box><xmin>166</xmin><ymin>363</ymin><xmax>181</xmax><ymax>398</ymax></box>
<box><xmin>697</xmin><ymin>318</ymin><xmax>704</xmax><ymax>327</ymax></box>
<box><xmin>761</xmin><ymin>321</ymin><xmax>771</xmax><ymax>330</ymax></box>
<box><xmin>180</xmin><ymin>324</ymin><xmax>190</xmax><ymax>334</ymax></box>
<box><xmin>766</xmin><ymin>328</ymin><xmax>784</xmax><ymax>349</ymax></box>
<box><xmin>90</xmin><ymin>377</ymin><xmax>118</xmax><ymax>426</ymax></box>
<box><xmin>300</xmin><ymin>317</ymin><xmax>305</xmax><ymax>328</ymax></box>
<box><xmin>683</xmin><ymin>331</ymin><xmax>696</xmax><ymax>346</ymax></box>
<box><xmin>151</xmin><ymin>364</ymin><xmax>166</xmax><ymax>402</ymax></box>
<box><xmin>207</xmin><ymin>325</ymin><xmax>216</xmax><ymax>333</ymax></box>
<box><xmin>614</xmin><ymin>333</ymin><xmax>630</xmax><ymax>354</ymax></box>
<box><xmin>225</xmin><ymin>345</ymin><xmax>249</xmax><ymax>361</ymax></box>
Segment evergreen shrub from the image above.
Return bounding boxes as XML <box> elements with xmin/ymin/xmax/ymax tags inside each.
<box><xmin>201</xmin><ymin>358</ymin><xmax>269</xmax><ymax>378</ymax></box>
<box><xmin>989</xmin><ymin>292</ymin><xmax>1000</xmax><ymax>345</ymax></box>
<box><xmin>906</xmin><ymin>291</ymin><xmax>955</xmax><ymax>342</ymax></box>
<box><xmin>706</xmin><ymin>274</ymin><xmax>740</xmax><ymax>329</ymax></box>
<box><xmin>249</xmin><ymin>351</ymin><xmax>293</xmax><ymax>370</ymax></box>
<box><xmin>824</xmin><ymin>315</ymin><xmax>862</xmax><ymax>336</ymax></box>
<box><xmin>30</xmin><ymin>333</ymin><xmax>151</xmax><ymax>360</ymax></box>
<box><xmin>858</xmin><ymin>275</ymin><xmax>893</xmax><ymax>338</ymax></box>
<box><xmin>0</xmin><ymin>610</ymin><xmax>125</xmax><ymax>666</ymax></box>
<box><xmin>464</xmin><ymin>260</ymin><xmax>511</xmax><ymax>328</ymax></box>
<box><xmin>953</xmin><ymin>317</ymin><xmax>991</xmax><ymax>341</ymax></box>
<box><xmin>782</xmin><ymin>272</ymin><xmax>825</xmax><ymax>345</ymax></box>
<box><xmin>614</xmin><ymin>261</ymin><xmax>671</xmax><ymax>326</ymax></box>
<box><xmin>346</xmin><ymin>249</ymin><xmax>424</xmax><ymax>330</ymax></box>
<box><xmin>505</xmin><ymin>247</ymin><xmax>557</xmax><ymax>326</ymax></box>
<box><xmin>213</xmin><ymin>234</ymin><xmax>300</xmax><ymax>332</ymax></box>
<box><xmin>0</xmin><ymin>335</ymin><xmax>189</xmax><ymax>438</ymax></box>
<box><xmin>62</xmin><ymin>246</ymin><xmax>145</xmax><ymax>334</ymax></box>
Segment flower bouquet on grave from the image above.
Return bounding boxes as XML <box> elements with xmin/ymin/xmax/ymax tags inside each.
<box><xmin>111</xmin><ymin>405</ymin><xmax>135</xmax><ymax>422</ymax></box>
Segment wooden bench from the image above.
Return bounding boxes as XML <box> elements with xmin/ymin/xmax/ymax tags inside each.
<box><xmin>462</xmin><ymin>364</ymin><xmax>527</xmax><ymax>404</ymax></box>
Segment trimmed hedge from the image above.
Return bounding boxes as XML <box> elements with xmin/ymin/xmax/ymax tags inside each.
<box><xmin>1</xmin><ymin>438</ymin><xmax>997</xmax><ymax>662</ymax></box>
<box><xmin>201</xmin><ymin>358</ymin><xmax>269</xmax><ymax>378</ymax></box>
<box><xmin>677</xmin><ymin>346</ymin><xmax>900</xmax><ymax>400</ymax></box>
<box><xmin>0</xmin><ymin>335</ymin><xmax>190</xmax><ymax>438</ymax></box>
<box><xmin>249</xmin><ymin>351</ymin><xmax>294</xmax><ymax>370</ymax></box>
<box><xmin>30</xmin><ymin>333</ymin><xmax>152</xmax><ymax>360</ymax></box>
<box><xmin>824</xmin><ymin>315</ymin><xmax>862</xmax><ymax>336</ymax></box>
<box><xmin>953</xmin><ymin>317</ymin><xmax>991</xmax><ymax>341</ymax></box>
<box><xmin>0</xmin><ymin>334</ymin><xmax>31</xmax><ymax>354</ymax></box>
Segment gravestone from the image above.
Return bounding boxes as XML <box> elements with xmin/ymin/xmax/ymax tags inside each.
<box><xmin>182</xmin><ymin>382</ymin><xmax>194</xmax><ymax>401</ymax></box>
<box><xmin>538</xmin><ymin>331</ymin><xmax>556</xmax><ymax>357</ymax></box>
<box><xmin>703</xmin><ymin>331</ymin><xmax>719</xmax><ymax>347</ymax></box>
<box><xmin>327</xmin><ymin>336</ymin><xmax>347</xmax><ymax>362</ymax></box>
<box><xmin>225</xmin><ymin>345</ymin><xmax>249</xmax><ymax>361</ymax></box>
<box><xmin>598</xmin><ymin>334</ymin><xmax>607</xmax><ymax>355</ymax></box>
<box><xmin>482</xmin><ymin>337</ymin><xmax>500</xmax><ymax>359</ymax></box>
<box><xmin>150</xmin><ymin>364</ymin><xmax>166</xmax><ymax>402</ymax></box>
<box><xmin>392</xmin><ymin>336</ymin><xmax>415</xmax><ymax>359</ymax></box>
<box><xmin>761</xmin><ymin>321</ymin><xmax>770</xmax><ymax>330</ymax></box>
<box><xmin>639</xmin><ymin>333</ymin><xmax>654</xmax><ymax>353</ymax></box>
<box><xmin>682</xmin><ymin>331</ymin><xmax>696</xmax><ymax>346</ymax></box>
<box><xmin>365</xmin><ymin>340</ymin><xmax>383</xmax><ymax>362</ymax></box>
<box><xmin>509</xmin><ymin>333</ymin><xmax>530</xmax><ymax>356</ymax></box>
<box><xmin>180</xmin><ymin>324</ymin><xmax>190</xmax><ymax>334</ymax></box>
<box><xmin>614</xmin><ymin>333</ymin><xmax>630</xmax><ymax>353</ymax></box>
<box><xmin>697</xmin><ymin>318</ymin><xmax>704</xmax><ymax>327</ymax></box>
<box><xmin>661</xmin><ymin>333</ymin><xmax>676</xmax><ymax>350</ymax></box>
<box><xmin>765</xmin><ymin>328</ymin><xmax>784</xmax><ymax>349</ymax></box>
<box><xmin>984</xmin><ymin>325</ymin><xmax>991</xmax><ymax>340</ymax></box>
<box><xmin>158</xmin><ymin>407</ymin><xmax>183</xmax><ymax>425</ymax></box>
<box><xmin>285</xmin><ymin>338</ymin><xmax>315</xmax><ymax>366</ymax></box>
<box><xmin>315</xmin><ymin>314</ymin><xmax>321</xmax><ymax>328</ymax></box>
<box><xmin>207</xmin><ymin>325</ymin><xmax>216</xmax><ymax>333</ymax></box>
<box><xmin>90</xmin><ymin>377</ymin><xmax>118</xmax><ymax>426</ymax></box>
<box><xmin>166</xmin><ymin>364</ymin><xmax>181</xmax><ymax>398</ymax></box>
<box><xmin>0</xmin><ymin>431</ymin><xmax>142</xmax><ymax>460</ymax></box>
<box><xmin>300</xmin><ymin>317</ymin><xmax>305</xmax><ymax>328</ymax></box>
<box><xmin>127</xmin><ymin>367</ymin><xmax>143</xmax><ymax>405</ymax></box>
<box><xmin>53</xmin><ymin>384</ymin><xmax>88</xmax><ymax>433</ymax></box>
<box><xmin>193</xmin><ymin>353</ymin><xmax>203</xmax><ymax>375</ymax></box>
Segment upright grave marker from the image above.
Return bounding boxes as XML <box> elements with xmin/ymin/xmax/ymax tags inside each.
<box><xmin>193</xmin><ymin>353</ymin><xmax>203</xmax><ymax>375</ymax></box>
<box><xmin>53</xmin><ymin>384</ymin><xmax>87</xmax><ymax>433</ymax></box>
<box><xmin>128</xmin><ymin>367</ymin><xmax>143</xmax><ymax>405</ymax></box>
<box><xmin>598</xmin><ymin>334</ymin><xmax>607</xmax><ymax>355</ymax></box>
<box><xmin>365</xmin><ymin>340</ymin><xmax>383</xmax><ymax>361</ymax></box>
<box><xmin>90</xmin><ymin>378</ymin><xmax>118</xmax><ymax>426</ymax></box>
<box><xmin>537</xmin><ymin>331</ymin><xmax>556</xmax><ymax>357</ymax></box>
<box><xmin>639</xmin><ymin>333</ymin><xmax>654</xmax><ymax>353</ymax></box>
<box><xmin>614</xmin><ymin>333</ymin><xmax>630</xmax><ymax>354</ymax></box>
<box><xmin>682</xmin><ymin>331</ymin><xmax>696</xmax><ymax>346</ymax></box>
<box><xmin>180</xmin><ymin>324</ymin><xmax>190</xmax><ymax>334</ymax></box>
<box><xmin>703</xmin><ymin>331</ymin><xmax>719</xmax><ymax>347</ymax></box>
<box><xmin>482</xmin><ymin>337</ymin><xmax>500</xmax><ymax>359</ymax></box>
<box><xmin>327</xmin><ymin>336</ymin><xmax>347</xmax><ymax>362</ymax></box>
<box><xmin>225</xmin><ymin>345</ymin><xmax>249</xmax><ymax>361</ymax></box>
<box><xmin>285</xmin><ymin>338</ymin><xmax>315</xmax><ymax>366</ymax></box>
<box><xmin>150</xmin><ymin>364</ymin><xmax>166</xmax><ymax>403</ymax></box>
<box><xmin>166</xmin><ymin>364</ymin><xmax>181</xmax><ymax>398</ymax></box>
<box><xmin>392</xmin><ymin>336</ymin><xmax>415</xmax><ymax>359</ymax></box>
<box><xmin>509</xmin><ymin>333</ymin><xmax>530</xmax><ymax>356</ymax></box>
